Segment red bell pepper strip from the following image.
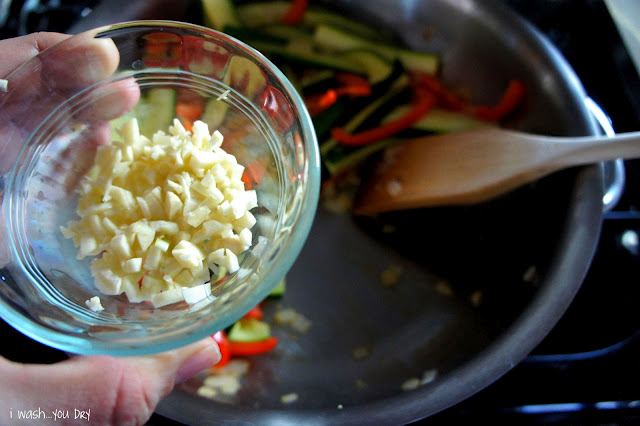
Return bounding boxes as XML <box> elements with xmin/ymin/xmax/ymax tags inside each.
<box><xmin>182</xmin><ymin>121</ymin><xmax>194</xmax><ymax>132</ymax></box>
<box><xmin>241</xmin><ymin>159</ymin><xmax>267</xmax><ymax>190</ymax></box>
<box><xmin>242</xmin><ymin>305</ymin><xmax>264</xmax><ymax>321</ymax></box>
<box><xmin>334</xmin><ymin>72</ymin><xmax>372</xmax><ymax>98</ymax></box>
<box><xmin>212</xmin><ymin>331</ymin><xmax>232</xmax><ymax>368</ymax></box>
<box><xmin>181</xmin><ymin>35</ymin><xmax>230</xmax><ymax>79</ymax></box>
<box><xmin>412</xmin><ymin>72</ymin><xmax>467</xmax><ymax>111</ymax></box>
<box><xmin>281</xmin><ymin>0</ymin><xmax>309</xmax><ymax>25</ymax></box>
<box><xmin>241</xmin><ymin>171</ymin><xmax>253</xmax><ymax>190</ymax></box>
<box><xmin>305</xmin><ymin>89</ymin><xmax>338</xmax><ymax>117</ymax></box>
<box><xmin>304</xmin><ymin>73</ymin><xmax>371</xmax><ymax>116</ymax></box>
<box><xmin>175</xmin><ymin>89</ymin><xmax>206</xmax><ymax>132</ymax></box>
<box><xmin>176</xmin><ymin>101</ymin><xmax>204</xmax><ymax>132</ymax></box>
<box><xmin>468</xmin><ymin>80</ymin><xmax>526</xmax><ymax>121</ymax></box>
<box><xmin>414</xmin><ymin>73</ymin><xmax>526</xmax><ymax>121</ymax></box>
<box><xmin>142</xmin><ymin>32</ymin><xmax>182</xmax><ymax>68</ymax></box>
<box><xmin>228</xmin><ymin>336</ymin><xmax>279</xmax><ymax>357</ymax></box>
<box><xmin>176</xmin><ymin>101</ymin><xmax>204</xmax><ymax>122</ymax></box>
<box><xmin>335</xmin><ymin>85</ymin><xmax>372</xmax><ymax>98</ymax></box>
<box><xmin>331</xmin><ymin>87</ymin><xmax>436</xmax><ymax>146</ymax></box>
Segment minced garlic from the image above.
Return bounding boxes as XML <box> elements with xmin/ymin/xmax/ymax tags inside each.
<box><xmin>85</xmin><ymin>296</ymin><xmax>104</xmax><ymax>312</ymax></box>
<box><xmin>61</xmin><ymin>118</ymin><xmax>257</xmax><ymax>307</ymax></box>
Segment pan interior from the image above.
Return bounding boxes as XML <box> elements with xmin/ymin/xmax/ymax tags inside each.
<box><xmin>157</xmin><ymin>0</ymin><xmax>603</xmax><ymax>422</ymax></box>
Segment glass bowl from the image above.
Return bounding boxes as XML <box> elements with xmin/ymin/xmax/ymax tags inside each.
<box><xmin>0</xmin><ymin>21</ymin><xmax>320</xmax><ymax>356</ymax></box>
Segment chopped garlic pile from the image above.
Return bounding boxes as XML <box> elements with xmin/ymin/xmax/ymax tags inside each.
<box><xmin>61</xmin><ymin>118</ymin><xmax>257</xmax><ymax>307</ymax></box>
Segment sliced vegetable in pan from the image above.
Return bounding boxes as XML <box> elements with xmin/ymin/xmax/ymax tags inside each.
<box><xmin>197</xmin><ymin>0</ymin><xmax>525</xmax><ymax>183</ymax></box>
<box><xmin>192</xmin><ymin>0</ymin><xmax>526</xmax><ymax>366</ymax></box>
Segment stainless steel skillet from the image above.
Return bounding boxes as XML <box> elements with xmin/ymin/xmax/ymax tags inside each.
<box><xmin>72</xmin><ymin>0</ymin><xmax>607</xmax><ymax>423</ymax></box>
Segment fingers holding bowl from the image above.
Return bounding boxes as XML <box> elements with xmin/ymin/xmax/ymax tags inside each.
<box><xmin>0</xmin><ymin>32</ymin><xmax>70</xmax><ymax>79</ymax></box>
<box><xmin>3</xmin><ymin>30</ymin><xmax>123</xmax><ymax>99</ymax></box>
<box><xmin>40</xmin><ymin>37</ymin><xmax>121</xmax><ymax>90</ymax></box>
<box><xmin>87</xmin><ymin>77</ymin><xmax>141</xmax><ymax>122</ymax></box>
<box><xmin>37</xmin><ymin>32</ymin><xmax>142</xmax><ymax>122</ymax></box>
<box><xmin>0</xmin><ymin>29</ymin><xmax>140</xmax><ymax>176</ymax></box>
<box><xmin>34</xmin><ymin>32</ymin><xmax>140</xmax><ymax>123</ymax></box>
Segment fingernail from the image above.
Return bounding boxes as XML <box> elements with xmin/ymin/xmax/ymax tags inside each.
<box><xmin>175</xmin><ymin>341</ymin><xmax>221</xmax><ymax>384</ymax></box>
<box><xmin>78</xmin><ymin>38</ymin><xmax>119</xmax><ymax>83</ymax></box>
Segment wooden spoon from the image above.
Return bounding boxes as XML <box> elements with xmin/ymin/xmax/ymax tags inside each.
<box><xmin>354</xmin><ymin>128</ymin><xmax>640</xmax><ymax>215</ymax></box>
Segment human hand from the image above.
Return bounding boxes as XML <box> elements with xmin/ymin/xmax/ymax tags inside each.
<box><xmin>0</xmin><ymin>30</ymin><xmax>140</xmax><ymax>174</ymax></box>
<box><xmin>0</xmin><ymin>337</ymin><xmax>221</xmax><ymax>425</ymax></box>
<box><xmin>0</xmin><ymin>32</ymin><xmax>221</xmax><ymax>425</ymax></box>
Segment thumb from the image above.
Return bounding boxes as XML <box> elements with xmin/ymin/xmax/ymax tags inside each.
<box><xmin>1</xmin><ymin>337</ymin><xmax>220</xmax><ymax>425</ymax></box>
<box><xmin>0</xmin><ymin>32</ymin><xmax>70</xmax><ymax>78</ymax></box>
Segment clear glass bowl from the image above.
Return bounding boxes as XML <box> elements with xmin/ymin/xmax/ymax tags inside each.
<box><xmin>0</xmin><ymin>21</ymin><xmax>320</xmax><ymax>356</ymax></box>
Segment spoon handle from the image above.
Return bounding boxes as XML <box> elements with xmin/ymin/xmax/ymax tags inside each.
<box><xmin>544</xmin><ymin>131</ymin><xmax>640</xmax><ymax>166</ymax></box>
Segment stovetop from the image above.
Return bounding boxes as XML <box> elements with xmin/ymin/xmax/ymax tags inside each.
<box><xmin>1</xmin><ymin>0</ymin><xmax>639</xmax><ymax>424</ymax></box>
